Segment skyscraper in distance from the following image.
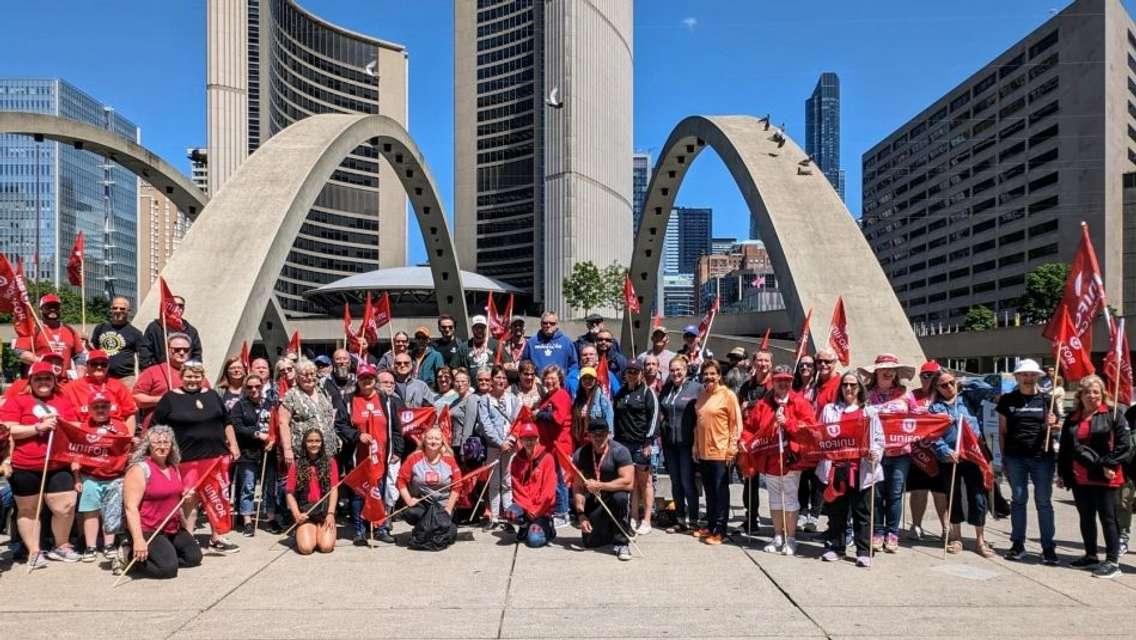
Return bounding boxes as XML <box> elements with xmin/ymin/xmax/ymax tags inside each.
<box><xmin>632</xmin><ymin>152</ymin><xmax>651</xmax><ymax>234</ymax></box>
<box><xmin>0</xmin><ymin>78</ymin><xmax>139</xmax><ymax>303</ymax></box>
<box><xmin>805</xmin><ymin>72</ymin><xmax>844</xmax><ymax>200</ymax></box>
<box><xmin>207</xmin><ymin>0</ymin><xmax>408</xmax><ymax>317</ymax></box>
<box><xmin>455</xmin><ymin>0</ymin><xmax>633</xmax><ymax>315</ymax></box>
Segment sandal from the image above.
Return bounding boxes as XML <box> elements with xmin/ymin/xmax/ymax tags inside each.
<box><xmin>946</xmin><ymin>540</ymin><xmax>963</xmax><ymax>554</ymax></box>
<box><xmin>976</xmin><ymin>543</ymin><xmax>995</xmax><ymax>559</ymax></box>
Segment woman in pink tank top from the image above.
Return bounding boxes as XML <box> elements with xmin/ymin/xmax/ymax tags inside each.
<box><xmin>121</xmin><ymin>425</ymin><xmax>203</xmax><ymax>579</ymax></box>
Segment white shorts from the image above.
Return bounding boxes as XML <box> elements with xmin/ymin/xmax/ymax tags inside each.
<box><xmin>764</xmin><ymin>471</ymin><xmax>801</xmax><ymax>511</ymax></box>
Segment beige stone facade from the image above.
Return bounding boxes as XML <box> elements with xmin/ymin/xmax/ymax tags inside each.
<box><xmin>137</xmin><ymin>182</ymin><xmax>188</xmax><ymax>300</ymax></box>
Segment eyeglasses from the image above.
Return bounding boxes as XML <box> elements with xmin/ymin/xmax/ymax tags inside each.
<box><xmin>395</xmin><ymin>360</ymin><xmax>412</xmax><ymax>366</ymax></box>
<box><xmin>816</xmin><ymin>359</ymin><xmax>836</xmax><ymax>365</ymax></box>
<box><xmin>170</xmin><ymin>347</ymin><xmax>190</xmax><ymax>354</ymax></box>
<box><xmin>596</xmin><ymin>338</ymin><xmax>612</xmax><ymax>343</ymax></box>
<box><xmin>245</xmin><ymin>384</ymin><xmax>262</xmax><ymax>390</ymax></box>
<box><xmin>110</xmin><ymin>306</ymin><xmax>128</xmax><ymax>312</ymax></box>
<box><xmin>799</xmin><ymin>362</ymin><xmax>814</xmax><ymax>368</ymax></box>
<box><xmin>540</xmin><ymin>321</ymin><xmax>557</xmax><ymax>326</ymax></box>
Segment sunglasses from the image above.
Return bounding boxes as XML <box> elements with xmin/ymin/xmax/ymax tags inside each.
<box><xmin>799</xmin><ymin>362</ymin><xmax>814</xmax><ymax>368</ymax></box>
<box><xmin>89</xmin><ymin>361</ymin><xmax>108</xmax><ymax>368</ymax></box>
<box><xmin>170</xmin><ymin>347</ymin><xmax>190</xmax><ymax>354</ymax></box>
<box><xmin>817</xmin><ymin>359</ymin><xmax>836</xmax><ymax>364</ymax></box>
<box><xmin>245</xmin><ymin>384</ymin><xmax>262</xmax><ymax>390</ymax></box>
<box><xmin>279</xmin><ymin>367</ymin><xmax>294</xmax><ymax>372</ymax></box>
<box><xmin>920</xmin><ymin>373</ymin><xmax>936</xmax><ymax>379</ymax></box>
<box><xmin>841</xmin><ymin>382</ymin><xmax>859</xmax><ymax>388</ymax></box>
<box><xmin>395</xmin><ymin>361</ymin><xmax>412</xmax><ymax>366</ymax></box>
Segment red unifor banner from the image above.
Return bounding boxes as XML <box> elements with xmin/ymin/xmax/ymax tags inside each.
<box><xmin>879</xmin><ymin>412</ymin><xmax>951</xmax><ymax>455</ymax></box>
<box><xmin>827</xmin><ymin>295</ymin><xmax>850</xmax><ymax>366</ymax></box>
<box><xmin>67</xmin><ymin>231</ymin><xmax>85</xmax><ymax>287</ymax></box>
<box><xmin>181</xmin><ymin>457</ymin><xmax>233</xmax><ymax>535</ymax></box>
<box><xmin>399</xmin><ymin>407</ymin><xmax>438</xmax><ymax>441</ymax></box>
<box><xmin>959</xmin><ymin>419</ymin><xmax>995</xmax><ymax>490</ymax></box>
<box><xmin>159</xmin><ymin>277</ymin><xmax>184</xmax><ymax>331</ymax></box>
<box><xmin>1104</xmin><ymin>317</ymin><xmax>1133</xmax><ymax>405</ymax></box>
<box><xmin>1053</xmin><ymin>307</ymin><xmax>1095</xmax><ymax>380</ymax></box>
<box><xmin>48</xmin><ymin>419</ymin><xmax>132</xmax><ymax>474</ymax></box>
<box><xmin>737</xmin><ymin>420</ymin><xmax>782</xmax><ymax>478</ymax></box>
<box><xmin>792</xmin><ymin>414</ymin><xmax>868</xmax><ymax>465</ymax></box>
<box><xmin>909</xmin><ymin>442</ymin><xmax>941</xmax><ymax>477</ymax></box>
<box><xmin>342</xmin><ymin>458</ymin><xmax>387</xmax><ymax>524</ymax></box>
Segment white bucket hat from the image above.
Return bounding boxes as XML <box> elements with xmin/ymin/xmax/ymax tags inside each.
<box><xmin>1013</xmin><ymin>358</ymin><xmax>1044</xmax><ymax>375</ymax></box>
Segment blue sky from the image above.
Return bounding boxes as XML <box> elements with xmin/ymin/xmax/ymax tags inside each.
<box><xmin>1</xmin><ymin>0</ymin><xmax>1121</xmax><ymax>263</ymax></box>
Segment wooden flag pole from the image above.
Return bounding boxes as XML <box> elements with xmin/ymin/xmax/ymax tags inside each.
<box><xmin>113</xmin><ymin>490</ymin><xmax>196</xmax><ymax>587</ymax></box>
<box><xmin>564</xmin><ymin>458</ymin><xmax>646</xmax><ymax>559</ymax></box>
<box><xmin>79</xmin><ymin>266</ymin><xmax>87</xmax><ymax>339</ymax></box>
<box><xmin>161</xmin><ymin>318</ymin><xmax>173</xmax><ymax>389</ymax></box>
<box><xmin>775</xmin><ymin>418</ymin><xmax>789</xmax><ymax>546</ymax></box>
<box><xmin>1044</xmin><ymin>353</ymin><xmax>1062</xmax><ymax>453</ymax></box>
<box><xmin>467</xmin><ymin>475</ymin><xmax>493</xmax><ymax>524</ymax></box>
<box><xmin>27</xmin><ymin>427</ymin><xmax>56</xmax><ymax>574</ymax></box>
<box><xmin>941</xmin><ymin>415</ymin><xmax>965</xmax><ymax>559</ymax></box>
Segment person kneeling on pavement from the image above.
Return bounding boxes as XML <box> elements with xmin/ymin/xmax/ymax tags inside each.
<box><xmin>573</xmin><ymin>417</ymin><xmax>635</xmax><ymax>560</ymax></box>
<box><xmin>398</xmin><ymin>427</ymin><xmax>462</xmax><ymax>550</ymax></box>
<box><xmin>506</xmin><ymin>420</ymin><xmax>557</xmax><ymax>547</ymax></box>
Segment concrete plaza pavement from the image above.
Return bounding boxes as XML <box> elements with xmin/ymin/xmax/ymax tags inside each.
<box><xmin>1</xmin><ymin>478</ymin><xmax>1133</xmax><ymax>640</ymax></box>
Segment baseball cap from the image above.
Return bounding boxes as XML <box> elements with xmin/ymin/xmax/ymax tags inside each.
<box><xmin>38</xmin><ymin>293</ymin><xmax>61</xmax><ymax>307</ymax></box>
<box><xmin>90</xmin><ymin>391</ymin><xmax>112</xmax><ymax>405</ymax></box>
<box><xmin>585</xmin><ymin>313</ymin><xmax>604</xmax><ymax>324</ymax></box>
<box><xmin>682</xmin><ymin>325</ymin><xmax>698</xmax><ymax>336</ymax></box>
<box><xmin>516</xmin><ymin>422</ymin><xmax>540</xmax><ymax>439</ymax></box>
<box><xmin>414</xmin><ymin>326</ymin><xmax>431</xmax><ymax>338</ymax></box>
<box><xmin>86</xmin><ymin>350</ymin><xmax>109</xmax><ymax>363</ymax></box>
<box><xmin>470</xmin><ymin>315</ymin><xmax>488</xmax><ymax>327</ymax></box>
<box><xmin>587</xmin><ymin>417</ymin><xmax>610</xmax><ymax>433</ymax></box>
<box><xmin>771</xmin><ymin>364</ymin><xmax>794</xmax><ymax>381</ymax></box>
<box><xmin>579</xmin><ymin>366</ymin><xmax>597</xmax><ymax>379</ymax></box>
<box><xmin>510</xmin><ymin>315</ymin><xmax>525</xmax><ymax>325</ymax></box>
<box><xmin>28</xmin><ymin>361</ymin><xmax>56</xmax><ymax>377</ymax></box>
<box><xmin>356</xmin><ymin>363</ymin><xmax>377</xmax><ymax>379</ymax></box>
<box><xmin>625</xmin><ymin>359</ymin><xmax>643</xmax><ymax>371</ymax></box>
<box><xmin>40</xmin><ymin>352</ymin><xmax>64</xmax><ymax>363</ymax></box>
<box><xmin>313</xmin><ymin>355</ymin><xmax>331</xmax><ymax>367</ymax></box>
<box><xmin>919</xmin><ymin>360</ymin><xmax>942</xmax><ymax>376</ymax></box>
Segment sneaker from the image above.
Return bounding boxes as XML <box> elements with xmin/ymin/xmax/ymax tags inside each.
<box><xmin>856</xmin><ymin>555</ymin><xmax>872</xmax><ymax>568</ymax></box>
<box><xmin>844</xmin><ymin>529</ymin><xmax>854</xmax><ymax>549</ymax></box>
<box><xmin>635</xmin><ymin>521</ymin><xmax>652</xmax><ymax>536</ymax></box>
<box><xmin>870</xmin><ymin>533</ymin><xmax>884</xmax><ymax>551</ymax></box>
<box><xmin>26</xmin><ymin>551</ymin><xmax>49</xmax><ymax>570</ymax></box>
<box><xmin>631</xmin><ymin>519</ymin><xmax>641</xmax><ymax>534</ymax></box>
<box><xmin>242</xmin><ymin>523</ymin><xmax>255</xmax><ymax>537</ymax></box>
<box><xmin>374</xmin><ymin>529</ymin><xmax>395</xmax><ymax>544</ymax></box>
<box><xmin>907</xmin><ymin>524</ymin><xmax>924</xmax><ymax>541</ymax></box>
<box><xmin>46</xmin><ymin>546</ymin><xmax>81</xmax><ymax>562</ymax></box>
<box><xmin>79</xmin><ymin>549</ymin><xmax>97</xmax><ymax>563</ymax></box>
<box><xmin>352</xmin><ymin>534</ymin><xmax>369</xmax><ymax>547</ymax></box>
<box><xmin>102</xmin><ymin>548</ymin><xmax>117</xmax><ymax>563</ymax></box>
<box><xmin>1092</xmin><ymin>561</ymin><xmax>1121</xmax><ymax>579</ymax></box>
<box><xmin>782</xmin><ymin>538</ymin><xmax>797</xmax><ymax>557</ymax></box>
<box><xmin>763</xmin><ymin>536</ymin><xmax>783</xmax><ymax>553</ymax></box>
<box><xmin>1042</xmin><ymin>549</ymin><xmax>1059</xmax><ymax>566</ymax></box>
<box><xmin>704</xmin><ymin>533</ymin><xmax>724</xmax><ymax>546</ymax></box>
<box><xmin>804</xmin><ymin>515</ymin><xmax>818</xmax><ymax>533</ymax></box>
<box><xmin>1004</xmin><ymin>544</ymin><xmax>1027</xmax><ymax>562</ymax></box>
<box><xmin>111</xmin><ymin>546</ymin><xmax>126</xmax><ymax>575</ymax></box>
<box><xmin>553</xmin><ymin>513</ymin><xmax>570</xmax><ymax>529</ymax></box>
<box><xmin>265</xmin><ymin>521</ymin><xmax>284</xmax><ymax>535</ymax></box>
<box><xmin>1070</xmin><ymin>555</ymin><xmax>1101</xmax><ymax>569</ymax></box>
<box><xmin>884</xmin><ymin>533</ymin><xmax>899</xmax><ymax>553</ymax></box>
<box><xmin>209</xmin><ymin>537</ymin><xmax>240</xmax><ymax>554</ymax></box>
<box><xmin>1120</xmin><ymin>536</ymin><xmax>1129</xmax><ymax>556</ymax></box>
<box><xmin>616</xmin><ymin>544</ymin><xmax>632</xmax><ymax>561</ymax></box>
<box><xmin>796</xmin><ymin>514</ymin><xmax>808</xmax><ymax>529</ymax></box>
<box><xmin>821</xmin><ymin>550</ymin><xmax>841</xmax><ymax>562</ymax></box>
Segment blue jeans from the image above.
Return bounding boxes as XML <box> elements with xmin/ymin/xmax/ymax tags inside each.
<box><xmin>235</xmin><ymin>460</ymin><xmax>257</xmax><ymax>517</ymax></box>
<box><xmin>555</xmin><ymin>466</ymin><xmax>570</xmax><ymax>516</ymax></box>
<box><xmin>350</xmin><ymin>476</ymin><xmax>391</xmax><ymax>537</ymax></box>
<box><xmin>663</xmin><ymin>442</ymin><xmax>698</xmax><ymax>523</ymax></box>
<box><xmin>874</xmin><ymin>455</ymin><xmax>911</xmax><ymax>536</ymax></box>
<box><xmin>1004</xmin><ymin>455</ymin><xmax>1056</xmax><ymax>550</ymax></box>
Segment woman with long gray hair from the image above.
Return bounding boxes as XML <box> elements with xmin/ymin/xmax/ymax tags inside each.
<box><xmin>120</xmin><ymin>425</ymin><xmax>202</xmax><ymax>578</ymax></box>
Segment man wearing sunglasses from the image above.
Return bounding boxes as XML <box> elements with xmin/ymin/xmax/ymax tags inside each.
<box><xmin>811</xmin><ymin>349</ymin><xmax>842</xmax><ymax>415</ymax></box>
<box><xmin>132</xmin><ymin>333</ymin><xmax>209</xmax><ymax>429</ymax></box>
<box><xmin>138</xmin><ymin>295</ymin><xmax>202</xmax><ymax>369</ymax></box>
<box><xmin>90</xmin><ymin>296</ymin><xmax>144</xmax><ymax>384</ymax></box>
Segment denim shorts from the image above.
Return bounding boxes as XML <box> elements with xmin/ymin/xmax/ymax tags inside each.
<box><xmin>629</xmin><ymin>445</ymin><xmax>654</xmax><ymax>469</ymax></box>
<box><xmin>78</xmin><ymin>476</ymin><xmax>124</xmax><ymax>534</ymax></box>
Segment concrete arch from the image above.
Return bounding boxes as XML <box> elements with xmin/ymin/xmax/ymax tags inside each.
<box><xmin>625</xmin><ymin>116</ymin><xmax>923</xmax><ymax>367</ymax></box>
<box><xmin>0</xmin><ymin>111</ymin><xmax>207</xmax><ymax>218</ymax></box>
<box><xmin>137</xmin><ymin>113</ymin><xmax>467</xmax><ymax>377</ymax></box>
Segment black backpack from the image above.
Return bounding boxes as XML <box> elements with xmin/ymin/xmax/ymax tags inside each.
<box><xmin>407</xmin><ymin>501</ymin><xmax>457</xmax><ymax>551</ymax></box>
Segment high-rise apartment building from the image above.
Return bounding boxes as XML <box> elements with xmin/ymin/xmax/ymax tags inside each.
<box><xmin>187</xmin><ymin>147</ymin><xmax>208</xmax><ymax>196</ymax></box>
<box><xmin>805</xmin><ymin>72</ymin><xmax>844</xmax><ymax>200</ymax></box>
<box><xmin>632</xmin><ymin>152</ymin><xmax>651</xmax><ymax>233</ymax></box>
<box><xmin>454</xmin><ymin>0</ymin><xmax>633</xmax><ymax>315</ymax></box>
<box><xmin>861</xmin><ymin>0</ymin><xmax>1134</xmax><ymax>325</ymax></box>
<box><xmin>0</xmin><ymin>78</ymin><xmax>138</xmax><ymax>302</ymax></box>
<box><xmin>662</xmin><ymin>273</ymin><xmax>695</xmax><ymax>317</ymax></box>
<box><xmin>138</xmin><ymin>182</ymin><xmax>189</xmax><ymax>300</ymax></box>
<box><xmin>207</xmin><ymin>0</ymin><xmax>409</xmax><ymax>316</ymax></box>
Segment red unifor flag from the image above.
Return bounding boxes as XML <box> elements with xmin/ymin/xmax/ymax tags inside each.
<box><xmin>344</xmin><ymin>303</ymin><xmax>363</xmax><ymax>353</ymax></box>
<box><xmin>623</xmin><ymin>274</ymin><xmax>640</xmax><ymax>313</ymax></box>
<box><xmin>399</xmin><ymin>407</ymin><xmax>438</xmax><ymax>443</ymax></box>
<box><xmin>451</xmin><ymin>460</ymin><xmax>498</xmax><ymax>503</ymax></box>
<box><xmin>827</xmin><ymin>296</ymin><xmax>850</xmax><ymax>366</ymax></box>
<box><xmin>1053</xmin><ymin>307</ymin><xmax>1095</xmax><ymax>380</ymax></box>
<box><xmin>287</xmin><ymin>330</ymin><xmax>302</xmax><ymax>356</ymax></box>
<box><xmin>759</xmin><ymin>327</ymin><xmax>770</xmax><ymax>352</ymax></box>
<box><xmin>910</xmin><ymin>442</ymin><xmax>941</xmax><ymax>478</ymax></box>
<box><xmin>0</xmin><ymin>254</ymin><xmax>36</xmax><ymax>338</ymax></box>
<box><xmin>239</xmin><ymin>340</ymin><xmax>251</xmax><ymax>373</ymax></box>
<box><xmin>959</xmin><ymin>420</ymin><xmax>994</xmax><ymax>490</ymax></box>
<box><xmin>158</xmin><ymin>277</ymin><xmax>183</xmax><ymax>331</ymax></box>
<box><xmin>508</xmin><ymin>405</ymin><xmax>535</xmax><ymax>438</ymax></box>
<box><xmin>66</xmin><ymin>231</ymin><xmax>84</xmax><ymax>287</ymax></box>
<box><xmin>1043</xmin><ymin>222</ymin><xmax>1106</xmax><ymax>346</ymax></box>
<box><xmin>595</xmin><ymin>354</ymin><xmax>611</xmax><ymax>395</ymax></box>
<box><xmin>362</xmin><ymin>292</ymin><xmax>392</xmax><ymax>344</ymax></box>
<box><xmin>792</xmin><ymin>414</ymin><xmax>869</xmax><ymax>465</ymax></box>
<box><xmin>182</xmin><ymin>457</ymin><xmax>233</xmax><ymax>535</ymax></box>
<box><xmin>737</xmin><ymin>418</ymin><xmax>782</xmax><ymax>478</ymax></box>
<box><xmin>1104</xmin><ymin>317</ymin><xmax>1133</xmax><ymax>405</ymax></box>
<box><xmin>342</xmin><ymin>458</ymin><xmax>388</xmax><ymax>524</ymax></box>
<box><xmin>48</xmin><ymin>419</ymin><xmax>132</xmax><ymax>474</ymax></box>
<box><xmin>487</xmin><ymin>293</ymin><xmax>512</xmax><ymax>340</ymax></box>
<box><xmin>879</xmin><ymin>412</ymin><xmax>951</xmax><ymax>455</ymax></box>
<box><xmin>436</xmin><ymin>404</ymin><xmax>454</xmax><ymax>447</ymax></box>
<box><xmin>793</xmin><ymin>307</ymin><xmax>813</xmax><ymax>363</ymax></box>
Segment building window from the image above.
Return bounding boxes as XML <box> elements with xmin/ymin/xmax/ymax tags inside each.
<box><xmin>1028</xmin><ymin>100</ymin><xmax>1059</xmax><ymax>125</ymax></box>
<box><xmin>1028</xmin><ymin>147</ymin><xmax>1058</xmax><ymax>170</ymax></box>
<box><xmin>999</xmin><ymin>252</ymin><xmax>1025</xmax><ymax>267</ymax></box>
<box><xmin>999</xmin><ymin>274</ymin><xmax>1025</xmax><ymax>289</ymax></box>
<box><xmin>1029</xmin><ymin>124</ymin><xmax>1058</xmax><ymax>147</ymax></box>
<box><xmin>974</xmin><ymin>259</ymin><xmax>997</xmax><ymax>274</ymax></box>
<box><xmin>973</xmin><ymin>280</ymin><xmax>996</xmax><ymax>294</ymax></box>
<box><xmin>1028</xmin><ymin>243</ymin><xmax>1059</xmax><ymax>260</ymax></box>
<box><xmin>1028</xmin><ymin>30</ymin><xmax>1059</xmax><ymax>59</ymax></box>
<box><xmin>973</xmin><ymin>72</ymin><xmax>997</xmax><ymax>96</ymax></box>
<box><xmin>1000</xmin><ymin>52</ymin><xmax>1025</xmax><ymax>78</ymax></box>
<box><xmin>1028</xmin><ymin>171</ymin><xmax>1058</xmax><ymax>192</ymax></box>
<box><xmin>949</xmin><ymin>266</ymin><xmax>970</xmax><ymax>279</ymax></box>
<box><xmin>1000</xmin><ymin>118</ymin><xmax>1026</xmax><ymax>141</ymax></box>
<box><xmin>999</xmin><ymin>230</ymin><xmax>1026</xmax><ymax>246</ymax></box>
<box><xmin>974</xmin><ymin>239</ymin><xmax>997</xmax><ymax>255</ymax></box>
<box><xmin>929</xmin><ymin>273</ymin><xmax>948</xmax><ymax>284</ymax></box>
<box><xmin>1027</xmin><ymin>76</ymin><xmax>1059</xmax><ymax>104</ymax></box>
<box><xmin>1028</xmin><ymin>52</ymin><xmax>1059</xmax><ymax>80</ymax></box>
<box><xmin>1029</xmin><ymin>194</ymin><xmax>1059</xmax><ymax>214</ymax></box>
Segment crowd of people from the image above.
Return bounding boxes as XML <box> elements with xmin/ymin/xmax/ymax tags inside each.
<box><xmin>0</xmin><ymin>294</ymin><xmax>1133</xmax><ymax>580</ymax></box>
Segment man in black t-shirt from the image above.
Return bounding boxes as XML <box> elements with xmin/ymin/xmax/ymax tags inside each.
<box><xmin>90</xmin><ymin>296</ymin><xmax>144</xmax><ymax>382</ymax></box>
<box><xmin>573</xmin><ymin>418</ymin><xmax>634</xmax><ymax>560</ymax></box>
<box><xmin>997</xmin><ymin>358</ymin><xmax>1058</xmax><ymax>564</ymax></box>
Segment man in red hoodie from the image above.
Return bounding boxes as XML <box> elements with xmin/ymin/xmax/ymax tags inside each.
<box><xmin>506</xmin><ymin>421</ymin><xmax>557</xmax><ymax>547</ymax></box>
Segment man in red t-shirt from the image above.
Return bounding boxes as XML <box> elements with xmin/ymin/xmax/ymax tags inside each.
<box><xmin>13</xmin><ymin>294</ymin><xmax>84</xmax><ymax>372</ymax></box>
<box><xmin>133</xmin><ymin>333</ymin><xmax>207</xmax><ymax>430</ymax></box>
<box><xmin>62</xmin><ymin>350</ymin><xmax>137</xmax><ymax>432</ymax></box>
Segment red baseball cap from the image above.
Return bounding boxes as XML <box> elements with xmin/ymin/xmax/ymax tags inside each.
<box><xmin>919</xmin><ymin>360</ymin><xmax>942</xmax><ymax>375</ymax></box>
<box><xmin>38</xmin><ymin>293</ymin><xmax>61</xmax><ymax>307</ymax></box>
<box><xmin>90</xmin><ymin>392</ymin><xmax>112</xmax><ymax>405</ymax></box>
<box><xmin>516</xmin><ymin>422</ymin><xmax>540</xmax><ymax>439</ymax></box>
<box><xmin>86</xmin><ymin>350</ymin><xmax>109</xmax><ymax>363</ymax></box>
<box><xmin>356</xmin><ymin>363</ymin><xmax>377</xmax><ymax>379</ymax></box>
<box><xmin>28</xmin><ymin>361</ymin><xmax>56</xmax><ymax>377</ymax></box>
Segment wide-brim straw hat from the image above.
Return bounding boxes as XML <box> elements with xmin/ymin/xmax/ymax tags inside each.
<box><xmin>857</xmin><ymin>353</ymin><xmax>916</xmax><ymax>381</ymax></box>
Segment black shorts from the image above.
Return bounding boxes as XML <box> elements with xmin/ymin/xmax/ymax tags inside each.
<box><xmin>905</xmin><ymin>465</ymin><xmax>950</xmax><ymax>494</ymax></box>
<box><xmin>10</xmin><ymin>467</ymin><xmax>74</xmax><ymax>497</ymax></box>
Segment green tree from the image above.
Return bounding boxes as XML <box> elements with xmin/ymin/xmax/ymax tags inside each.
<box><xmin>562</xmin><ymin>261</ymin><xmax>607</xmax><ymax>317</ymax></box>
<box><xmin>1017</xmin><ymin>262</ymin><xmax>1069</xmax><ymax>324</ymax></box>
<box><xmin>601</xmin><ymin>262</ymin><xmax>628</xmax><ymax>311</ymax></box>
<box><xmin>962</xmin><ymin>305</ymin><xmax>996</xmax><ymax>332</ymax></box>
<box><xmin>0</xmin><ymin>280</ymin><xmax>111</xmax><ymax>328</ymax></box>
